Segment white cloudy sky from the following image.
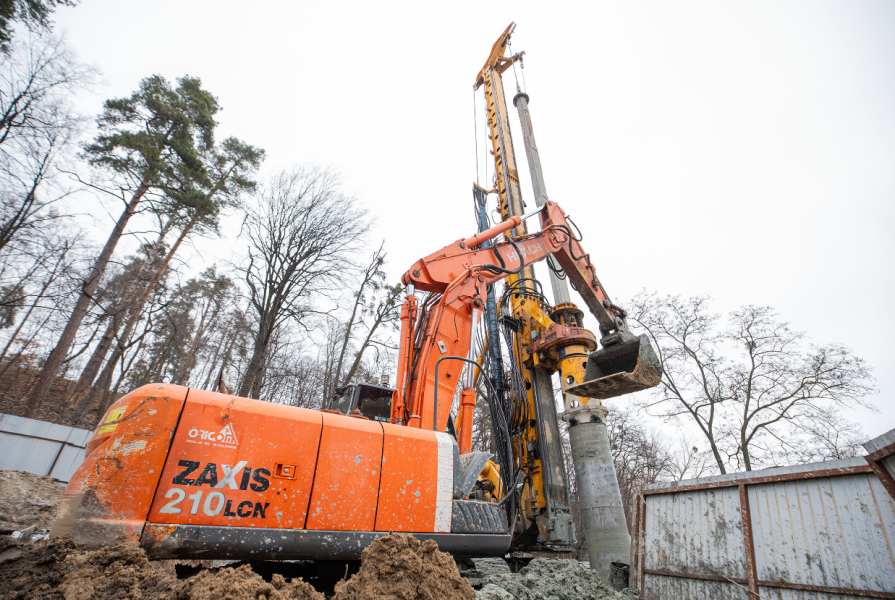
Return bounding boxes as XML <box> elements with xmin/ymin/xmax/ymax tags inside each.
<box><xmin>52</xmin><ymin>1</ymin><xmax>894</xmax><ymax>438</ymax></box>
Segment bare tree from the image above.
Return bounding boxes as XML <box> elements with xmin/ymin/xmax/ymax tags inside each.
<box><xmin>237</xmin><ymin>167</ymin><xmax>368</xmax><ymax>399</ymax></box>
<box><xmin>627</xmin><ymin>294</ymin><xmax>731</xmax><ymax>472</ymax></box>
<box><xmin>666</xmin><ymin>438</ymin><xmax>714</xmax><ymax>481</ymax></box>
<box><xmin>332</xmin><ymin>242</ymin><xmax>386</xmax><ymax>388</ymax></box>
<box><xmin>340</xmin><ymin>282</ymin><xmax>402</xmax><ymax>386</ymax></box>
<box><xmin>783</xmin><ymin>407</ymin><xmax>865</xmax><ymax>462</ymax></box>
<box><xmin>0</xmin><ymin>34</ymin><xmax>94</xmax><ymax>254</ymax></box>
<box><xmin>628</xmin><ymin>292</ymin><xmax>876</xmax><ymax>472</ymax></box>
<box><xmin>603</xmin><ymin>407</ymin><xmax>676</xmax><ymax>533</ymax></box>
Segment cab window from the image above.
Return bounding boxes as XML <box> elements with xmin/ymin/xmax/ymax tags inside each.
<box><xmin>330</xmin><ymin>386</ymin><xmax>355</xmax><ymax>415</ymax></box>
<box><xmin>357</xmin><ymin>386</ymin><xmax>392</xmax><ymax>422</ymax></box>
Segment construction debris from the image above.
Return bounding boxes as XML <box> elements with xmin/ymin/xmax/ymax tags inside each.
<box><xmin>332</xmin><ymin>533</ymin><xmax>475</xmax><ymax>600</ymax></box>
<box><xmin>474</xmin><ymin>558</ymin><xmax>628</xmax><ymax>600</ymax></box>
<box><xmin>0</xmin><ymin>469</ymin><xmax>64</xmax><ymax>531</ymax></box>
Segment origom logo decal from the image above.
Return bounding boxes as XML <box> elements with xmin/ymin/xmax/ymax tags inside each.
<box><xmin>187</xmin><ymin>423</ymin><xmax>238</xmax><ymax>447</ymax></box>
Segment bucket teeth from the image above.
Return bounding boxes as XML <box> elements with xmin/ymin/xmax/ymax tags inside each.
<box><xmin>565</xmin><ymin>334</ymin><xmax>662</xmax><ymax>399</ymax></box>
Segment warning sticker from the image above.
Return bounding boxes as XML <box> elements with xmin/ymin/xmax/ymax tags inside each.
<box><xmin>98</xmin><ymin>406</ymin><xmax>126</xmax><ymax>434</ymax></box>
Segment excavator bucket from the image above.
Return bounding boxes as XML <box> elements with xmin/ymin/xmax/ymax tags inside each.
<box><xmin>565</xmin><ymin>334</ymin><xmax>662</xmax><ymax>399</ymax></box>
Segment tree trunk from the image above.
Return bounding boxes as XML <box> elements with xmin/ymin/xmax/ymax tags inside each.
<box><xmin>24</xmin><ymin>180</ymin><xmax>150</xmax><ymax>417</ymax></box>
<box><xmin>75</xmin><ymin>217</ymin><xmax>195</xmax><ymax>420</ymax></box>
<box><xmin>71</xmin><ymin>237</ymin><xmax>167</xmax><ymax>399</ymax></box>
<box><xmin>342</xmin><ymin>312</ymin><xmax>387</xmax><ymax>385</ymax></box>
<box><xmin>741</xmin><ymin>433</ymin><xmax>752</xmax><ymax>471</ymax></box>
<box><xmin>238</xmin><ymin>335</ymin><xmax>268</xmax><ymax>398</ymax></box>
<box><xmin>708</xmin><ymin>436</ymin><xmax>727</xmax><ymax>474</ymax></box>
<box><xmin>201</xmin><ymin>326</ymin><xmax>234</xmax><ymax>390</ymax></box>
<box><xmin>0</xmin><ymin>263</ymin><xmax>59</xmax><ymax>367</ymax></box>
<box><xmin>173</xmin><ymin>298</ymin><xmax>221</xmax><ymax>386</ymax></box>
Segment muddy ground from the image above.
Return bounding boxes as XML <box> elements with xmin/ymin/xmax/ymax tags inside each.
<box><xmin>0</xmin><ymin>535</ymin><xmax>324</xmax><ymax>599</ymax></box>
<box><xmin>0</xmin><ymin>467</ymin><xmax>634</xmax><ymax>599</ymax></box>
<box><xmin>0</xmin><ymin>533</ymin><xmax>477</xmax><ymax>600</ymax></box>
<box><xmin>0</xmin><ymin>533</ymin><xmax>635</xmax><ymax>600</ymax></box>
<box><xmin>0</xmin><ymin>469</ymin><xmax>64</xmax><ymax>531</ymax></box>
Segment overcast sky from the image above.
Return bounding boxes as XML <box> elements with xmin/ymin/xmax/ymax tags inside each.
<box><xmin>52</xmin><ymin>1</ymin><xmax>894</xmax><ymax>438</ymax></box>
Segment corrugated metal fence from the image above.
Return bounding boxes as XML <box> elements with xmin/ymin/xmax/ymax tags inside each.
<box><xmin>633</xmin><ymin>457</ymin><xmax>895</xmax><ymax>599</ymax></box>
<box><xmin>0</xmin><ymin>413</ymin><xmax>91</xmax><ymax>483</ymax></box>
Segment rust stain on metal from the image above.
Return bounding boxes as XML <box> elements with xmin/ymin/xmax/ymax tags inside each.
<box><xmin>644</xmin><ymin>567</ymin><xmax>748</xmax><ymax>585</ymax></box>
<box><xmin>143</xmin><ymin>524</ymin><xmax>177</xmax><ymax>542</ymax></box>
<box><xmin>739</xmin><ymin>484</ymin><xmax>759</xmax><ymax>597</ymax></box>
<box><xmin>644</xmin><ymin>568</ymin><xmax>895</xmax><ymax>598</ymax></box>
<box><xmin>866</xmin><ymin>441</ymin><xmax>895</xmax><ymax>464</ymax></box>
<box><xmin>868</xmin><ymin>458</ymin><xmax>895</xmax><ymax>501</ymax></box>
<box><xmin>644</xmin><ymin>464</ymin><xmax>874</xmax><ymax>495</ymax></box>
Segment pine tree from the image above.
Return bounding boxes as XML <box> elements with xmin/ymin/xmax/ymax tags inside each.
<box><xmin>25</xmin><ymin>75</ymin><xmax>219</xmax><ymax>417</ymax></box>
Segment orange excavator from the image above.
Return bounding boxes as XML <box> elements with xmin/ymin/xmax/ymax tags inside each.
<box><xmin>51</xmin><ymin>200</ymin><xmax>661</xmax><ymax>560</ymax></box>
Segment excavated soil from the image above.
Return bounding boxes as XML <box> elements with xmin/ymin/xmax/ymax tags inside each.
<box><xmin>475</xmin><ymin>558</ymin><xmax>628</xmax><ymax>600</ymax></box>
<box><xmin>332</xmin><ymin>533</ymin><xmax>475</xmax><ymax>600</ymax></box>
<box><xmin>0</xmin><ymin>536</ymin><xmax>322</xmax><ymax>600</ymax></box>
<box><xmin>182</xmin><ymin>564</ymin><xmax>323</xmax><ymax>600</ymax></box>
<box><xmin>0</xmin><ymin>469</ymin><xmax>64</xmax><ymax>530</ymax></box>
<box><xmin>0</xmin><ymin>488</ymin><xmax>624</xmax><ymax>600</ymax></box>
<box><xmin>0</xmin><ymin>535</ymin><xmax>181</xmax><ymax>599</ymax></box>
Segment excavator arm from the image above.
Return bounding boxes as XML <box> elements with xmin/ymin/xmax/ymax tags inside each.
<box><xmin>390</xmin><ymin>200</ymin><xmax>661</xmax><ymax>434</ymax></box>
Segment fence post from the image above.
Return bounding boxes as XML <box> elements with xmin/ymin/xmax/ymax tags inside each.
<box><xmin>637</xmin><ymin>493</ymin><xmax>646</xmax><ymax>592</ymax></box>
<box><xmin>739</xmin><ymin>484</ymin><xmax>759</xmax><ymax>597</ymax></box>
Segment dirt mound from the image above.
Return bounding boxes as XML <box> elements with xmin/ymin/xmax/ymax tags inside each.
<box><xmin>333</xmin><ymin>533</ymin><xmax>474</xmax><ymax>600</ymax></box>
<box><xmin>0</xmin><ymin>536</ymin><xmax>323</xmax><ymax>600</ymax></box>
<box><xmin>475</xmin><ymin>558</ymin><xmax>626</xmax><ymax>600</ymax></box>
<box><xmin>0</xmin><ymin>469</ymin><xmax>64</xmax><ymax>530</ymax></box>
<box><xmin>0</xmin><ymin>535</ymin><xmax>180</xmax><ymax>599</ymax></box>
<box><xmin>182</xmin><ymin>564</ymin><xmax>322</xmax><ymax>600</ymax></box>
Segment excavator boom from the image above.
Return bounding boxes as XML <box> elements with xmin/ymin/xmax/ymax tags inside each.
<box><xmin>390</xmin><ymin>200</ymin><xmax>662</xmax><ymax>435</ymax></box>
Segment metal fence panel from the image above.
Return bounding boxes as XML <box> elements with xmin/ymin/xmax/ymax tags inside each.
<box><xmin>640</xmin><ymin>457</ymin><xmax>895</xmax><ymax>598</ymax></box>
<box><xmin>757</xmin><ymin>587</ymin><xmax>868</xmax><ymax>600</ymax></box>
<box><xmin>50</xmin><ymin>445</ymin><xmax>86</xmax><ymax>482</ymax></box>
<box><xmin>750</xmin><ymin>475</ymin><xmax>895</xmax><ymax>592</ymax></box>
<box><xmin>865</xmin><ymin>428</ymin><xmax>895</xmax><ymax>503</ymax></box>
<box><xmin>0</xmin><ymin>413</ymin><xmax>91</xmax><ymax>483</ymax></box>
<box><xmin>645</xmin><ymin>486</ymin><xmax>746</xmax><ymax>579</ymax></box>
<box><xmin>644</xmin><ymin>572</ymin><xmax>749</xmax><ymax>600</ymax></box>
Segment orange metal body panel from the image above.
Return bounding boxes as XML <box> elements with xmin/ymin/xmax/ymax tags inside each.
<box><xmin>375</xmin><ymin>424</ymin><xmax>440</xmax><ymax>532</ymax></box>
<box><xmin>146</xmin><ymin>389</ymin><xmax>322</xmax><ymax>529</ymax></box>
<box><xmin>305</xmin><ymin>413</ymin><xmax>384</xmax><ymax>531</ymax></box>
<box><xmin>52</xmin><ymin>384</ymin><xmax>188</xmax><ymax>544</ymax></box>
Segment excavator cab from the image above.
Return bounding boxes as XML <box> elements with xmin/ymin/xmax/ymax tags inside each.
<box><xmin>330</xmin><ymin>383</ymin><xmax>461</xmax><ymax>438</ymax></box>
<box><xmin>329</xmin><ymin>383</ymin><xmax>393</xmax><ymax>422</ymax></box>
<box><xmin>566</xmin><ymin>334</ymin><xmax>662</xmax><ymax>400</ymax></box>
